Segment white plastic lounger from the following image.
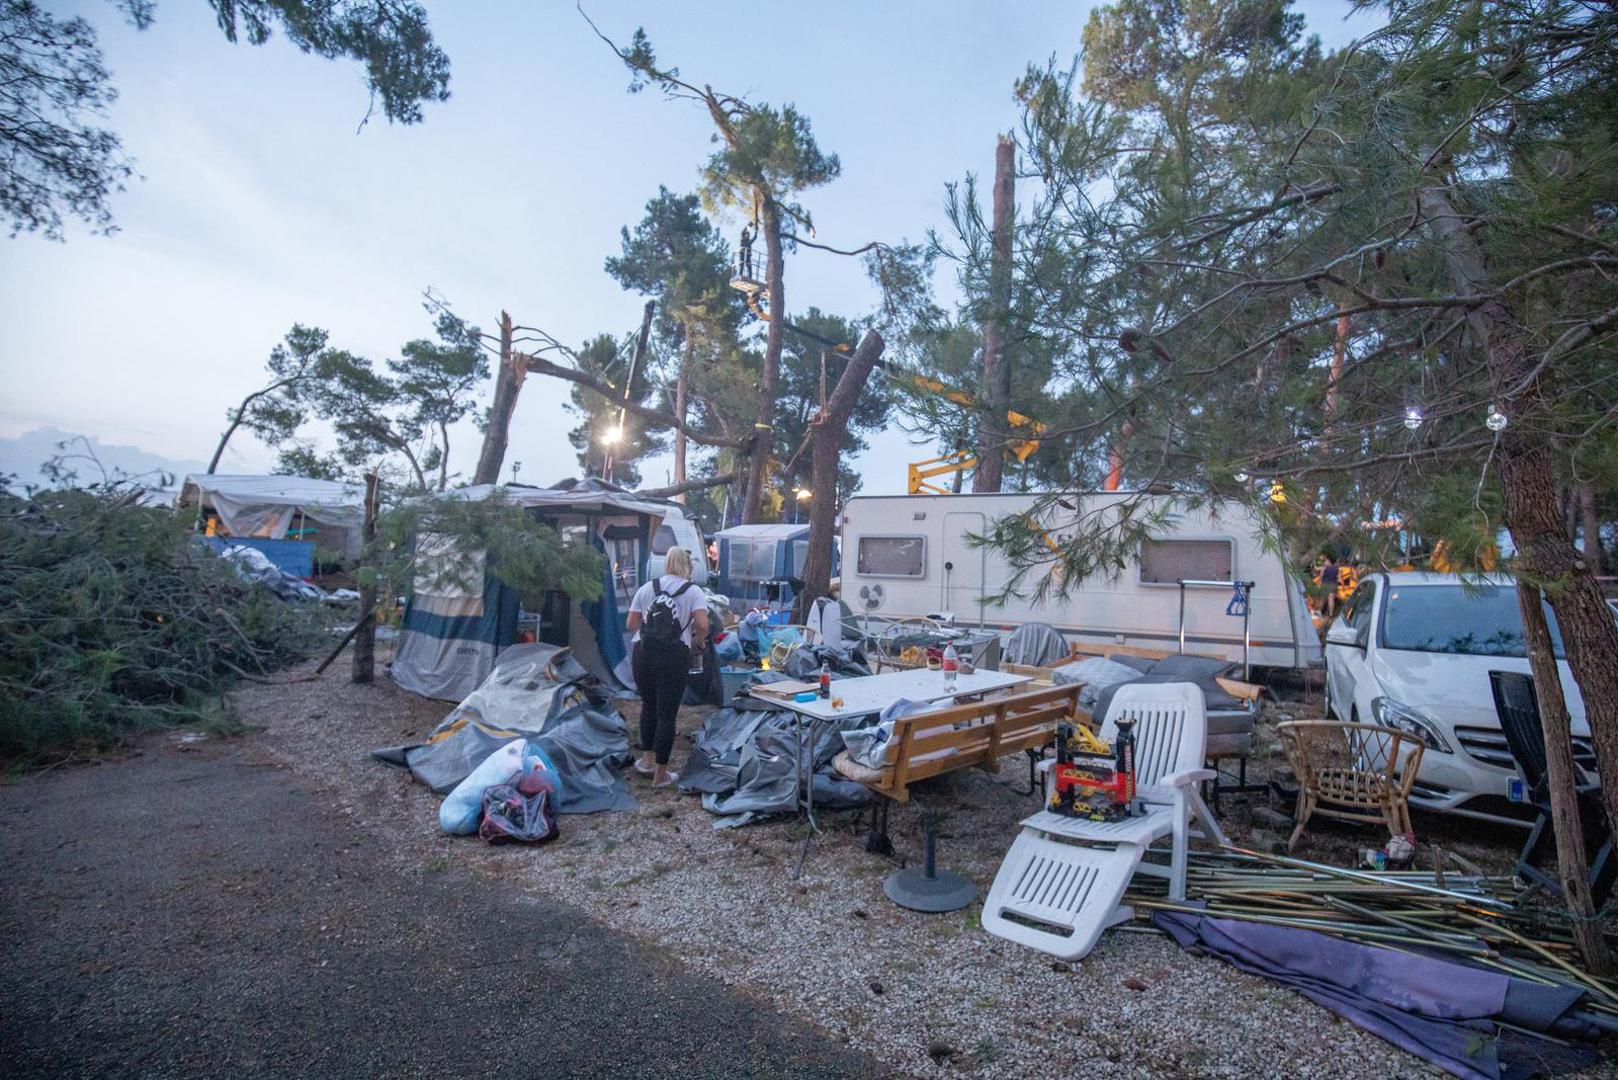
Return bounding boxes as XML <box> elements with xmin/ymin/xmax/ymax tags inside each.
<box><xmin>983</xmin><ymin>682</ymin><xmax>1226</xmax><ymax>960</ymax></box>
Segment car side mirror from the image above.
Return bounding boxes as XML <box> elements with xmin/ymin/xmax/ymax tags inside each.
<box><xmin>1325</xmin><ymin>620</ymin><xmax>1365</xmax><ymax>649</ymax></box>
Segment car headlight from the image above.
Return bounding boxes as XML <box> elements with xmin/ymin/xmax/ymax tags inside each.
<box><xmin>1372</xmin><ymin>697</ymin><xmax>1452</xmax><ymax>753</ymax></box>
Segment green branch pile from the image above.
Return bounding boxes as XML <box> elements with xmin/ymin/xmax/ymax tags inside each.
<box><xmin>0</xmin><ymin>488</ymin><xmax>331</xmax><ymax>764</ymax></box>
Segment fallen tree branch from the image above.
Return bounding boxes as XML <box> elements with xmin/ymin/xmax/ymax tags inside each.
<box><xmin>520</xmin><ymin>351</ymin><xmax>753</xmax><ymax>451</ymax></box>
<box><xmin>635</xmin><ymin>472</ymin><xmax>738</xmax><ymax>500</ymax></box>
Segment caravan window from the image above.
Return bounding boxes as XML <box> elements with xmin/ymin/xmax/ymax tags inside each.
<box><xmin>651</xmin><ymin>525</ymin><xmax>677</xmax><ymax>555</ymax></box>
<box><xmin>857</xmin><ymin>535</ymin><xmax>926</xmax><ymax>577</ymax></box>
<box><xmin>1138</xmin><ymin>538</ymin><xmax>1234</xmax><ymax>585</ymax></box>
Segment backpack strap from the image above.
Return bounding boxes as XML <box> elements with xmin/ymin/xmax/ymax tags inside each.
<box><xmin>668</xmin><ymin>581</ymin><xmax>693</xmax><ymax>599</ymax></box>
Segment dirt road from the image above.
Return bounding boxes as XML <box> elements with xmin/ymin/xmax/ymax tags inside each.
<box><xmin>0</xmin><ymin>737</ymin><xmax>882</xmax><ymax>1078</ymax></box>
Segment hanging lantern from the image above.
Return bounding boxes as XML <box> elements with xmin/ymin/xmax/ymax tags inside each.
<box><xmin>1403</xmin><ymin>405</ymin><xmax>1424</xmax><ymax>431</ymax></box>
<box><xmin>1486</xmin><ymin>406</ymin><xmax>1508</xmax><ymax>432</ymax></box>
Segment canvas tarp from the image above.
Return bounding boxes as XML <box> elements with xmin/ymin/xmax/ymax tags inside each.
<box><xmin>1154</xmin><ymin>909</ymin><xmax>1598</xmax><ymax>1080</ymax></box>
<box><xmin>677</xmin><ymin>672</ymin><xmax>874</xmax><ymax>828</ymax></box>
<box><xmin>373</xmin><ymin>643</ymin><xmax>636</xmax><ymax>814</ymax></box>
<box><xmin>179</xmin><ymin>474</ymin><xmax>365</xmax><ymax>548</ymax></box>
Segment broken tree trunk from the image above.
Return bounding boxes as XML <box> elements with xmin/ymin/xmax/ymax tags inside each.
<box><xmin>473</xmin><ymin>312</ymin><xmax>522</xmax><ymax>485</ymax></box>
<box><xmin>1515</xmin><ymin>581</ymin><xmax>1613</xmax><ymax>975</ymax></box>
<box><xmin>635</xmin><ymin>471</ymin><xmax>737</xmax><ymax>501</ymax></box>
<box><xmin>674</xmin><ymin>331</ymin><xmax>695</xmax><ymax>502</ymax></box>
<box><xmin>742</xmin><ymin>195</ymin><xmax>786</xmax><ymax>523</ymax></box>
<box><xmin>606</xmin><ymin>300</ymin><xmax>656</xmax><ymax>484</ymax></box>
<box><xmin>973</xmin><ymin>135</ymin><xmax>1016</xmax><ymax>494</ymax></box>
<box><xmin>352</xmin><ymin>471</ymin><xmax>381</xmax><ymax>685</ymax></box>
<box><xmin>795</xmin><ymin>329</ymin><xmax>885</xmax><ymax>621</ymax></box>
<box><xmin>522</xmin><ymin>352</ymin><xmax>750</xmax><ymax>451</ymax></box>
<box><xmin>1420</xmin><ymin>185</ymin><xmax>1618</xmax><ymax>839</ymax></box>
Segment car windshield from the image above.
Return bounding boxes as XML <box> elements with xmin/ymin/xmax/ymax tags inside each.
<box><xmin>1380</xmin><ymin>584</ymin><xmax>1567</xmax><ymax>658</ymax></box>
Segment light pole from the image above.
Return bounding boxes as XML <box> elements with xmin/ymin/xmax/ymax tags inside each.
<box><xmin>792</xmin><ymin>486</ymin><xmax>811</xmax><ymax>524</ymax></box>
<box><xmin>599</xmin><ymin>425</ymin><xmax>623</xmax><ymax>482</ymax></box>
<box><xmin>511</xmin><ymin>460</ymin><xmax>522</xmax><ymax>484</ymax></box>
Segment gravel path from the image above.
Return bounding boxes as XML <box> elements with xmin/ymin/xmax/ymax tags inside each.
<box><xmin>229</xmin><ymin>663</ymin><xmax>1481</xmax><ymax>1079</ymax></box>
<box><xmin>0</xmin><ymin>735</ymin><xmax>885</xmax><ymax>1078</ymax></box>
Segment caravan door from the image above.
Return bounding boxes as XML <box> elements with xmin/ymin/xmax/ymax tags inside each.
<box><xmin>942</xmin><ymin>511</ymin><xmax>986</xmax><ymax>626</ymax></box>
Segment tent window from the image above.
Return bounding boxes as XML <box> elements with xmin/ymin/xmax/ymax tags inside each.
<box><xmin>651</xmin><ymin>525</ymin><xmax>677</xmax><ymax>556</ymax></box>
<box><xmin>858</xmin><ymin>536</ymin><xmax>926</xmax><ymax>578</ymax></box>
<box><xmin>791</xmin><ymin>540</ymin><xmax>808</xmax><ymax>575</ymax></box>
<box><xmin>1139</xmin><ymin>538</ymin><xmax>1234</xmax><ymax>585</ymax></box>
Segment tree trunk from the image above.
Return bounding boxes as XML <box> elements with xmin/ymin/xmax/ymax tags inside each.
<box><xmin>207</xmin><ymin>409</ymin><xmax>248</xmax><ymax>475</ymax></box>
<box><xmin>523</xmin><ymin>351</ymin><xmax>748</xmax><ymax>450</ymax></box>
<box><xmin>606</xmin><ymin>300</ymin><xmax>655</xmax><ymax>485</ymax></box>
<box><xmin>795</xmin><ymin>330</ymin><xmax>885</xmax><ymax>621</ymax></box>
<box><xmin>436</xmin><ymin>420</ymin><xmax>450</xmax><ymax>491</ymax></box>
<box><xmin>635</xmin><ymin>471</ymin><xmax>736</xmax><ymax>500</ymax></box>
<box><xmin>1579</xmin><ymin>485</ymin><xmax>1606</xmax><ymax>574</ymax></box>
<box><xmin>674</xmin><ymin>329</ymin><xmax>694</xmax><ymax>503</ymax></box>
<box><xmin>973</xmin><ymin>135</ymin><xmax>1016</xmax><ymax>494</ymax></box>
<box><xmin>352</xmin><ymin>471</ymin><xmax>381</xmax><ymax>684</ymax></box>
<box><xmin>1516</xmin><ymin>582</ymin><xmax>1613</xmax><ymax>974</ymax></box>
<box><xmin>742</xmin><ymin>195</ymin><xmax>786</xmax><ymax>523</ymax></box>
<box><xmin>1420</xmin><ymin>186</ymin><xmax>1618</xmax><ymax>838</ymax></box>
<box><xmin>398</xmin><ymin>442</ymin><xmax>428</xmax><ymax>493</ymax></box>
<box><xmin>1326</xmin><ymin>301</ymin><xmax>1350</xmax><ymax>426</ymax></box>
<box><xmin>473</xmin><ymin>312</ymin><xmax>522</xmax><ymax>485</ymax></box>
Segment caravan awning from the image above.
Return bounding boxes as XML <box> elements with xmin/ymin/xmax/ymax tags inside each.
<box><xmin>179</xmin><ymin>474</ymin><xmax>366</xmax><ymax>539</ymax></box>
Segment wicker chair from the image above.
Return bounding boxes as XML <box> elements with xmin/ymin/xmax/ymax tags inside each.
<box><xmin>1276</xmin><ymin>721</ymin><xmax>1424</xmax><ymax>851</ymax></box>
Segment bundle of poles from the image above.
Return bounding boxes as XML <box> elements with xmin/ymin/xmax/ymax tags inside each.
<box><xmin>1123</xmin><ymin>845</ymin><xmax>1618</xmax><ymax>1026</ymax></box>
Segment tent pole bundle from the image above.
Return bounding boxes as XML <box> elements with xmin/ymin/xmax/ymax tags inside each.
<box><xmin>1124</xmin><ymin>845</ymin><xmax>1618</xmax><ymax>1019</ymax></box>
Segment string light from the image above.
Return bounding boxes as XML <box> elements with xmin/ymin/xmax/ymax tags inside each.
<box><xmin>1486</xmin><ymin>406</ymin><xmax>1508</xmax><ymax>432</ymax></box>
<box><xmin>1403</xmin><ymin>405</ymin><xmax>1424</xmax><ymax>431</ymax></box>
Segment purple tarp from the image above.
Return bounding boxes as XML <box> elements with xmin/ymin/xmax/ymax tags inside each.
<box><xmin>1154</xmin><ymin>909</ymin><xmax>1598</xmax><ymax>1080</ymax></box>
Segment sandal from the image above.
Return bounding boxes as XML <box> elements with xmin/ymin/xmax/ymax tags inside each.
<box><xmin>634</xmin><ymin>759</ymin><xmax>655</xmax><ymax>776</ymax></box>
<box><xmin>652</xmin><ymin>771</ymin><xmax>680</xmax><ymax>788</ymax></box>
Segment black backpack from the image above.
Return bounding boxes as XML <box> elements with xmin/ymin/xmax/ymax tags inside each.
<box><xmin>643</xmin><ymin>580</ymin><xmax>693</xmax><ymax>654</ymax></box>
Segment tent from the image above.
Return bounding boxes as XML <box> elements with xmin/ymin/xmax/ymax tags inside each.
<box><xmin>178</xmin><ymin>474</ymin><xmax>367</xmax><ymax>569</ymax></box>
<box><xmin>714</xmin><ymin>522</ymin><xmax>820</xmax><ymax>612</ymax></box>
<box><xmin>391</xmin><ymin>478</ymin><xmax>669</xmax><ymax>701</ymax></box>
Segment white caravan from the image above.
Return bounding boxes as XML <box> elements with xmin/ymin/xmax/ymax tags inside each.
<box><xmin>840</xmin><ymin>492</ymin><xmax>1321</xmax><ymax>671</ymax></box>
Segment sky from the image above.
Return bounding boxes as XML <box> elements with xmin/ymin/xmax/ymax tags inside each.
<box><xmin>0</xmin><ymin>1</ymin><xmax>1380</xmax><ymax>495</ymax></box>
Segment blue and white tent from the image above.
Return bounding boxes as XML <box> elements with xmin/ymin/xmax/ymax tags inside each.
<box><xmin>392</xmin><ymin>479</ymin><xmax>669</xmax><ymax>701</ymax></box>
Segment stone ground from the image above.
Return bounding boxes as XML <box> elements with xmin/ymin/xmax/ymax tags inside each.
<box><xmin>4</xmin><ymin>655</ymin><xmax>1610</xmax><ymax>1078</ymax></box>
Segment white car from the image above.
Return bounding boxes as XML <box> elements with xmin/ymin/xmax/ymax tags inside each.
<box><xmin>1324</xmin><ymin>572</ymin><xmax>1598</xmax><ymax>825</ymax></box>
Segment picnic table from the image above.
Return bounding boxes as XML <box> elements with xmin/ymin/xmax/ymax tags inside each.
<box><xmin>747</xmin><ymin>667</ymin><xmax>1031</xmax><ymax>874</ymax></box>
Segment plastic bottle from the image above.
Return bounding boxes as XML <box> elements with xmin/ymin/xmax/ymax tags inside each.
<box><xmin>941</xmin><ymin>643</ymin><xmax>959</xmax><ymax>692</ymax></box>
<box><xmin>818</xmin><ymin>662</ymin><xmax>831</xmax><ymax>699</ymax></box>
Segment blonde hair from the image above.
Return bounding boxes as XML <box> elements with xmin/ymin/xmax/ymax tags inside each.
<box><xmin>662</xmin><ymin>545</ymin><xmax>693</xmax><ymax>580</ymax></box>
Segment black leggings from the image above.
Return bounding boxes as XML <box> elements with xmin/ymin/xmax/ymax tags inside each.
<box><xmin>632</xmin><ymin>641</ymin><xmax>689</xmax><ymax>765</ymax></box>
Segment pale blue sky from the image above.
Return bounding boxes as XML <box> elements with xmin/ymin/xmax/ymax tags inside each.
<box><xmin>0</xmin><ymin>1</ymin><xmax>1378</xmax><ymax>494</ymax></box>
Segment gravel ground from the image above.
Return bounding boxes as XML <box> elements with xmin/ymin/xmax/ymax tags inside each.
<box><xmin>224</xmin><ymin>657</ymin><xmax>1605</xmax><ymax>1080</ymax></box>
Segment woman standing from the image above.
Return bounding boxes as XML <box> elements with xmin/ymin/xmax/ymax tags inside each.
<box><xmin>626</xmin><ymin>546</ymin><xmax>709</xmax><ymax>787</ymax></box>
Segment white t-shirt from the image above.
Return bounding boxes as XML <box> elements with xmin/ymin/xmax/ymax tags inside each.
<box><xmin>629</xmin><ymin>574</ymin><xmax>708</xmax><ymax>649</ymax></box>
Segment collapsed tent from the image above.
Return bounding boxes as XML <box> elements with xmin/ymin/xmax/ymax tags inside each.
<box><xmin>1154</xmin><ymin>909</ymin><xmax>1600</xmax><ymax>1080</ymax></box>
<box><xmin>373</xmin><ymin>644</ymin><xmax>636</xmax><ymax>815</ymax></box>
<box><xmin>391</xmin><ymin>478</ymin><xmax>670</xmax><ymax>701</ymax></box>
<box><xmin>677</xmin><ymin>673</ymin><xmax>874</xmax><ymax>828</ymax></box>
<box><xmin>179</xmin><ymin>474</ymin><xmax>366</xmax><ymax>565</ymax></box>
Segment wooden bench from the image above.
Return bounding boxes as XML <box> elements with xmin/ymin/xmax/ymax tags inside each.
<box><xmin>833</xmin><ymin>682</ymin><xmax>1084</xmax><ymax>852</ymax></box>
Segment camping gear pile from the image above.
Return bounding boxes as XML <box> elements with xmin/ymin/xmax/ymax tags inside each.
<box><xmin>373</xmin><ymin>643</ymin><xmax>637</xmax><ymax>839</ymax></box>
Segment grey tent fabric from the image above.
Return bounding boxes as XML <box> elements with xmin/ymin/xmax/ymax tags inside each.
<box><xmin>677</xmin><ymin>702</ymin><xmax>873</xmax><ymax>827</ymax></box>
<box><xmin>1154</xmin><ymin>910</ymin><xmax>1597</xmax><ymax>1080</ymax></box>
<box><xmin>1004</xmin><ymin>622</ymin><xmax>1068</xmax><ymax>667</ymax></box>
<box><xmin>372</xmin><ymin>643</ymin><xmax>635</xmax><ymax>813</ymax></box>
<box><xmin>1089</xmin><ymin>653</ymin><xmax>1244</xmax><ymax>722</ymax></box>
<box><xmin>529</xmin><ymin>704</ymin><xmax>637</xmax><ymax>814</ymax></box>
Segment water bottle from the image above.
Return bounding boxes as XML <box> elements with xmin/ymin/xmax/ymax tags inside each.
<box><xmin>941</xmin><ymin>643</ymin><xmax>959</xmax><ymax>692</ymax></box>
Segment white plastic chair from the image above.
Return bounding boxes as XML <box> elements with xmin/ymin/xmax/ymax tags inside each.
<box><xmin>982</xmin><ymin>682</ymin><xmax>1225</xmax><ymax>960</ymax></box>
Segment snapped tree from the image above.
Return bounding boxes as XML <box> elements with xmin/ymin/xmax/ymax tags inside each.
<box><xmin>586</xmin><ymin>16</ymin><xmax>841</xmax><ymax>523</ymax></box>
